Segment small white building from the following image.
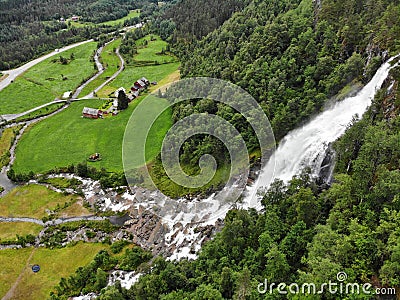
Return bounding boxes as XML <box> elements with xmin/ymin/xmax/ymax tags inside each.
<box><xmin>62</xmin><ymin>91</ymin><xmax>72</xmax><ymax>99</ymax></box>
<box><xmin>115</xmin><ymin>87</ymin><xmax>126</xmax><ymax>98</ymax></box>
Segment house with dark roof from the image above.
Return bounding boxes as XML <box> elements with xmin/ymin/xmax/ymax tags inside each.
<box><xmin>134</xmin><ymin>79</ymin><xmax>146</xmax><ymax>91</ymax></box>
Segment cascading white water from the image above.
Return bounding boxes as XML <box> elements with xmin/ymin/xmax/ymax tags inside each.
<box><xmin>243</xmin><ymin>55</ymin><xmax>400</xmax><ymax>210</ymax></box>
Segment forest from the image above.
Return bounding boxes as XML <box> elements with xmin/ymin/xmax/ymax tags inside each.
<box><xmin>53</xmin><ymin>63</ymin><xmax>400</xmax><ymax>300</ymax></box>
<box><xmin>0</xmin><ymin>0</ymin><xmax>145</xmax><ymax>69</ymax></box>
<box><xmin>51</xmin><ymin>67</ymin><xmax>400</xmax><ymax>299</ymax></box>
<box><xmin>144</xmin><ymin>0</ymin><xmax>400</xmax><ymax>197</ymax></box>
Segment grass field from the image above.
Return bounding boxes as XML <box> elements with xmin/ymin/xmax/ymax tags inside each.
<box><xmin>0</xmin><ymin>248</ymin><xmax>33</xmax><ymax>297</ymax></box>
<box><xmin>78</xmin><ymin>39</ymin><xmax>122</xmax><ymax>97</ymax></box>
<box><xmin>0</xmin><ymin>126</ymin><xmax>22</xmax><ymax>168</ymax></box>
<box><xmin>97</xmin><ymin>34</ymin><xmax>179</xmax><ymax>98</ymax></box>
<box><xmin>101</xmin><ymin>10</ymin><xmax>140</xmax><ymax>26</ymax></box>
<box><xmin>134</xmin><ymin>36</ymin><xmax>176</xmax><ymax>64</ymax></box>
<box><xmin>14</xmin><ymin>102</ymin><xmax>65</xmax><ymax>123</ymax></box>
<box><xmin>13</xmin><ymin>97</ymin><xmax>172</xmax><ymax>173</ymax></box>
<box><xmin>69</xmin><ymin>10</ymin><xmax>140</xmax><ymax>28</ymax></box>
<box><xmin>98</xmin><ymin>62</ymin><xmax>180</xmax><ymax>98</ymax></box>
<box><xmin>12</xmin><ymin>33</ymin><xmax>179</xmax><ymax>174</ymax></box>
<box><xmin>0</xmin><ymin>222</ymin><xmax>42</xmax><ymax>241</ymax></box>
<box><xmin>0</xmin><ymin>243</ymin><xmax>107</xmax><ymax>300</ymax></box>
<box><xmin>0</xmin><ymin>185</ymin><xmax>79</xmax><ymax>219</ymax></box>
<box><xmin>0</xmin><ymin>42</ymin><xmax>97</xmax><ymax>115</ymax></box>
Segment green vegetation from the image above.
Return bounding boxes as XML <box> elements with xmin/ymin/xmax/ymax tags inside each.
<box><xmin>38</xmin><ymin>177</ymin><xmax>82</xmax><ymax>190</ymax></box>
<box><xmin>98</xmin><ymin>62</ymin><xmax>179</xmax><ymax>98</ymax></box>
<box><xmin>0</xmin><ymin>185</ymin><xmax>79</xmax><ymax>219</ymax></box>
<box><xmin>166</xmin><ymin>0</ymin><xmax>400</xmax><ymax>144</ymax></box>
<box><xmin>73</xmin><ymin>64</ymin><xmax>400</xmax><ymax>300</ymax></box>
<box><xmin>100</xmin><ymin>9</ymin><xmax>140</xmax><ymax>26</ymax></box>
<box><xmin>0</xmin><ymin>248</ymin><xmax>33</xmax><ymax>298</ymax></box>
<box><xmin>12</xmin><ymin>33</ymin><xmax>180</xmax><ymax>175</ymax></box>
<box><xmin>0</xmin><ymin>125</ymin><xmax>22</xmax><ymax>168</ymax></box>
<box><xmin>50</xmin><ymin>246</ymin><xmax>152</xmax><ymax>299</ymax></box>
<box><xmin>134</xmin><ymin>35</ymin><xmax>176</xmax><ymax>64</ymax></box>
<box><xmin>13</xmin><ymin>103</ymin><xmax>66</xmax><ymax>123</ymax></box>
<box><xmin>8</xmin><ymin>243</ymin><xmax>107</xmax><ymax>300</ymax></box>
<box><xmin>119</xmin><ymin>31</ymin><xmax>177</xmax><ymax>66</ymax></box>
<box><xmin>78</xmin><ymin>39</ymin><xmax>122</xmax><ymax>98</ymax></box>
<box><xmin>0</xmin><ymin>0</ymin><xmax>140</xmax><ymax>69</ymax></box>
<box><xmin>0</xmin><ymin>222</ymin><xmax>42</xmax><ymax>241</ymax></box>
<box><xmin>0</xmin><ymin>42</ymin><xmax>98</xmax><ymax>115</ymax></box>
<box><xmin>13</xmin><ymin>97</ymin><xmax>172</xmax><ymax>173</ymax></box>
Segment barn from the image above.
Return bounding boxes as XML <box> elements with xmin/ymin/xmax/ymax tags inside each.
<box><xmin>82</xmin><ymin>107</ymin><xmax>101</xmax><ymax>119</ymax></box>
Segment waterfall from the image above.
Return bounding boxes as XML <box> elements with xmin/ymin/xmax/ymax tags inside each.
<box><xmin>243</xmin><ymin>55</ymin><xmax>400</xmax><ymax>210</ymax></box>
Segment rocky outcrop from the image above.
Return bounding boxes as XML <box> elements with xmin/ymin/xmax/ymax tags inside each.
<box><xmin>318</xmin><ymin>143</ymin><xmax>336</xmax><ymax>186</ymax></box>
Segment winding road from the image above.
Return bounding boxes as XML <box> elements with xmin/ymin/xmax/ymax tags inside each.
<box><xmin>0</xmin><ymin>25</ymin><xmax>130</xmax><ymax>196</ymax></box>
<box><xmin>0</xmin><ymin>21</ymin><xmax>139</xmax><ymax>121</ymax></box>
<box><xmin>0</xmin><ymin>40</ymin><xmax>93</xmax><ymax>92</ymax></box>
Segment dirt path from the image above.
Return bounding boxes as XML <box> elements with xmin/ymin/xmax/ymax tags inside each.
<box><xmin>2</xmin><ymin>248</ymin><xmax>36</xmax><ymax>300</ymax></box>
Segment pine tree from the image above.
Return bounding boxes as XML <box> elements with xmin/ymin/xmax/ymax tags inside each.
<box><xmin>117</xmin><ymin>90</ymin><xmax>129</xmax><ymax>110</ymax></box>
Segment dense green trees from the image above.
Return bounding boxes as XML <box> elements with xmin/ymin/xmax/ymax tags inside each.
<box><xmin>160</xmin><ymin>0</ymin><xmax>400</xmax><ymax>143</ymax></box>
<box><xmin>72</xmin><ymin>64</ymin><xmax>400</xmax><ymax>300</ymax></box>
<box><xmin>117</xmin><ymin>90</ymin><xmax>129</xmax><ymax>110</ymax></box>
<box><xmin>0</xmin><ymin>0</ymin><xmax>144</xmax><ymax>69</ymax></box>
<box><xmin>51</xmin><ymin>247</ymin><xmax>152</xmax><ymax>299</ymax></box>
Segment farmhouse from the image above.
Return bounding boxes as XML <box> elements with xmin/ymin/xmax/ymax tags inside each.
<box><xmin>132</xmin><ymin>77</ymin><xmax>150</xmax><ymax>92</ymax></box>
<box><xmin>133</xmin><ymin>80</ymin><xmax>146</xmax><ymax>91</ymax></box>
<box><xmin>82</xmin><ymin>107</ymin><xmax>101</xmax><ymax>119</ymax></box>
<box><xmin>140</xmin><ymin>77</ymin><xmax>150</xmax><ymax>85</ymax></box>
<box><xmin>132</xmin><ymin>90</ymin><xmax>139</xmax><ymax>99</ymax></box>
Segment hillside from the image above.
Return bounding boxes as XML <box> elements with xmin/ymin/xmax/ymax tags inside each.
<box><xmin>0</xmin><ymin>0</ymin><xmax>143</xmax><ymax>69</ymax></box>
<box><xmin>172</xmin><ymin>0</ymin><xmax>400</xmax><ymax>139</ymax></box>
<box><xmin>1</xmin><ymin>0</ymin><xmax>400</xmax><ymax>299</ymax></box>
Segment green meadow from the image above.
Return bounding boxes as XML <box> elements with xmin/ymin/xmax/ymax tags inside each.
<box><xmin>134</xmin><ymin>35</ymin><xmax>176</xmax><ymax>64</ymax></box>
<box><xmin>0</xmin><ymin>185</ymin><xmax>79</xmax><ymax>219</ymax></box>
<box><xmin>98</xmin><ymin>62</ymin><xmax>180</xmax><ymax>98</ymax></box>
<box><xmin>0</xmin><ymin>248</ymin><xmax>33</xmax><ymax>298</ymax></box>
<box><xmin>11</xmin><ymin>33</ymin><xmax>179</xmax><ymax>175</ymax></box>
<box><xmin>0</xmin><ymin>222</ymin><xmax>43</xmax><ymax>241</ymax></box>
<box><xmin>97</xmin><ymin>34</ymin><xmax>179</xmax><ymax>98</ymax></box>
<box><xmin>0</xmin><ymin>243</ymin><xmax>107</xmax><ymax>300</ymax></box>
<box><xmin>0</xmin><ymin>42</ymin><xmax>97</xmax><ymax>115</ymax></box>
<box><xmin>69</xmin><ymin>10</ymin><xmax>140</xmax><ymax>28</ymax></box>
<box><xmin>101</xmin><ymin>10</ymin><xmax>140</xmax><ymax>26</ymax></box>
<box><xmin>13</xmin><ymin>97</ymin><xmax>172</xmax><ymax>173</ymax></box>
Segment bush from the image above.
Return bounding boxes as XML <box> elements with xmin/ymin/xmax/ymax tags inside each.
<box><xmin>110</xmin><ymin>240</ymin><xmax>129</xmax><ymax>254</ymax></box>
